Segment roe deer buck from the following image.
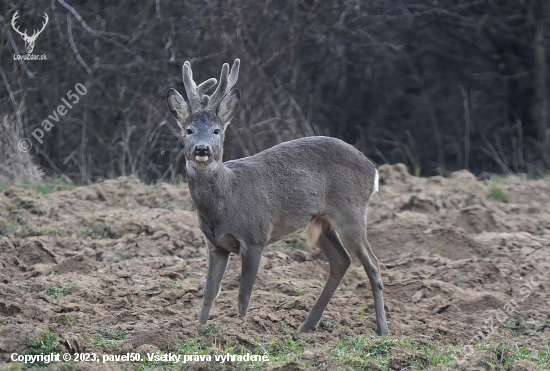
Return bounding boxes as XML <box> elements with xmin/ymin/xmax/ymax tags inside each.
<box><xmin>166</xmin><ymin>59</ymin><xmax>389</xmax><ymax>335</ymax></box>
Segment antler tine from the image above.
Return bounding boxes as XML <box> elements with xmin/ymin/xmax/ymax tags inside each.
<box><xmin>11</xmin><ymin>11</ymin><xmax>27</xmax><ymax>37</ymax></box>
<box><xmin>197</xmin><ymin>78</ymin><xmax>217</xmax><ymax>95</ymax></box>
<box><xmin>182</xmin><ymin>61</ymin><xmax>201</xmax><ymax>111</ymax></box>
<box><xmin>207</xmin><ymin>59</ymin><xmax>239</xmax><ymax>110</ymax></box>
<box><xmin>37</xmin><ymin>13</ymin><xmax>49</xmax><ymax>35</ymax></box>
<box><xmin>196</xmin><ymin>78</ymin><xmax>217</xmax><ymax>106</ymax></box>
<box><xmin>11</xmin><ymin>11</ymin><xmax>18</xmax><ymax>25</ymax></box>
<box><xmin>207</xmin><ymin>63</ymin><xmax>229</xmax><ymax>110</ymax></box>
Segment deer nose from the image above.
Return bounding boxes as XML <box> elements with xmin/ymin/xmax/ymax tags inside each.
<box><xmin>194</xmin><ymin>145</ymin><xmax>210</xmax><ymax>157</ymax></box>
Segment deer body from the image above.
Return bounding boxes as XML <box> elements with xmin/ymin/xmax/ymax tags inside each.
<box><xmin>192</xmin><ymin>136</ymin><xmax>376</xmax><ymax>249</ymax></box>
<box><xmin>167</xmin><ymin>60</ymin><xmax>389</xmax><ymax>335</ymax></box>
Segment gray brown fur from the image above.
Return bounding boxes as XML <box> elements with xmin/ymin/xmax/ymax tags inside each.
<box><xmin>166</xmin><ymin>59</ymin><xmax>389</xmax><ymax>335</ymax></box>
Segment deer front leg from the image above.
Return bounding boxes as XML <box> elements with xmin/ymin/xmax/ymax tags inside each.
<box><xmin>238</xmin><ymin>246</ymin><xmax>263</xmax><ymax>317</ymax></box>
<box><xmin>199</xmin><ymin>243</ymin><xmax>230</xmax><ymax>324</ymax></box>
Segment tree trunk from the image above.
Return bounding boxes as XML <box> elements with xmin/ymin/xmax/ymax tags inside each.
<box><xmin>531</xmin><ymin>0</ymin><xmax>550</xmax><ymax>168</ymax></box>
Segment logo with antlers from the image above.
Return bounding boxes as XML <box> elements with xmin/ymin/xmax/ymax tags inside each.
<box><xmin>11</xmin><ymin>11</ymin><xmax>48</xmax><ymax>54</ymax></box>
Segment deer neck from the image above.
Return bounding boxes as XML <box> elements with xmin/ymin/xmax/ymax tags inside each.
<box><xmin>187</xmin><ymin>160</ymin><xmax>231</xmax><ymax>218</ymax></box>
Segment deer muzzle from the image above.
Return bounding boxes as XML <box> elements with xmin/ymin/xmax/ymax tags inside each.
<box><xmin>194</xmin><ymin>145</ymin><xmax>211</xmax><ymax>162</ymax></box>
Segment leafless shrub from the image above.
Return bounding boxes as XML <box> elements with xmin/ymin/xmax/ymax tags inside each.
<box><xmin>0</xmin><ymin>110</ymin><xmax>42</xmax><ymax>185</ymax></box>
<box><xmin>0</xmin><ymin>0</ymin><xmax>548</xmax><ymax>183</ymax></box>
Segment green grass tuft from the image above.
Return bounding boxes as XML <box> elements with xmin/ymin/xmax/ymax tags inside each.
<box><xmin>319</xmin><ymin>319</ymin><xmax>338</xmax><ymax>331</ymax></box>
<box><xmin>25</xmin><ymin>178</ymin><xmax>76</xmax><ymax>194</ymax></box>
<box><xmin>0</xmin><ymin>178</ymin><xmax>76</xmax><ymax>195</ymax></box>
<box><xmin>43</xmin><ymin>282</ymin><xmax>76</xmax><ymax>298</ymax></box>
<box><xmin>25</xmin><ymin>332</ymin><xmax>60</xmax><ymax>367</ymax></box>
<box><xmin>91</xmin><ymin>328</ymin><xmax>129</xmax><ymax>347</ymax></box>
<box><xmin>489</xmin><ymin>186</ymin><xmax>509</xmax><ymax>202</ymax></box>
<box><xmin>198</xmin><ymin>323</ymin><xmax>221</xmax><ymax>336</ymax></box>
<box><xmin>271</xmin><ymin>235</ymin><xmax>308</xmax><ymax>251</ymax></box>
<box><xmin>491</xmin><ymin>343</ymin><xmax>544</xmax><ymax>365</ymax></box>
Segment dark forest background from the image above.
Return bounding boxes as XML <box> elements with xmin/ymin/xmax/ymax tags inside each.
<box><xmin>1</xmin><ymin>0</ymin><xmax>549</xmax><ymax>184</ymax></box>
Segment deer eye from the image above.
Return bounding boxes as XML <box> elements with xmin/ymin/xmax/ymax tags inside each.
<box><xmin>185</xmin><ymin>129</ymin><xmax>193</xmax><ymax>135</ymax></box>
<box><xmin>213</xmin><ymin>129</ymin><xmax>220</xmax><ymax>135</ymax></box>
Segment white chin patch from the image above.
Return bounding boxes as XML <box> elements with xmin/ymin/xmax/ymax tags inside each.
<box><xmin>195</xmin><ymin>155</ymin><xmax>209</xmax><ymax>162</ymax></box>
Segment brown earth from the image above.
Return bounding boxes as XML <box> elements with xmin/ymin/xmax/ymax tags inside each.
<box><xmin>0</xmin><ymin>165</ymin><xmax>549</xmax><ymax>370</ymax></box>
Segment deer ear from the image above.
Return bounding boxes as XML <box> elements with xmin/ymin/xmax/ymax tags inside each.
<box><xmin>167</xmin><ymin>88</ymin><xmax>190</xmax><ymax>127</ymax></box>
<box><xmin>217</xmin><ymin>89</ymin><xmax>240</xmax><ymax>127</ymax></box>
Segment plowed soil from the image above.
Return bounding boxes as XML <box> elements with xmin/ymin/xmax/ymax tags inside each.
<box><xmin>0</xmin><ymin>165</ymin><xmax>549</xmax><ymax>370</ymax></box>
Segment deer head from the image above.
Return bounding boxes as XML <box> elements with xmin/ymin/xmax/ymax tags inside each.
<box><xmin>11</xmin><ymin>11</ymin><xmax>49</xmax><ymax>54</ymax></box>
<box><xmin>167</xmin><ymin>59</ymin><xmax>240</xmax><ymax>171</ymax></box>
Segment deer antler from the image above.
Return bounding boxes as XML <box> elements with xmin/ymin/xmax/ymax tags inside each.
<box><xmin>11</xmin><ymin>11</ymin><xmax>28</xmax><ymax>38</ymax></box>
<box><xmin>182</xmin><ymin>62</ymin><xmax>218</xmax><ymax>111</ymax></box>
<box><xmin>181</xmin><ymin>59</ymin><xmax>240</xmax><ymax>112</ymax></box>
<box><xmin>206</xmin><ymin>59</ymin><xmax>240</xmax><ymax>110</ymax></box>
<box><xmin>29</xmin><ymin>13</ymin><xmax>48</xmax><ymax>41</ymax></box>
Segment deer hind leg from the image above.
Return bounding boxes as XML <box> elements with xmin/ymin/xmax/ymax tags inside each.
<box><xmin>238</xmin><ymin>244</ymin><xmax>264</xmax><ymax>318</ymax></box>
<box><xmin>299</xmin><ymin>218</ymin><xmax>351</xmax><ymax>332</ymax></box>
<box><xmin>361</xmin><ymin>237</ymin><xmax>389</xmax><ymax>336</ymax></box>
<box><xmin>332</xmin><ymin>213</ymin><xmax>389</xmax><ymax>336</ymax></box>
